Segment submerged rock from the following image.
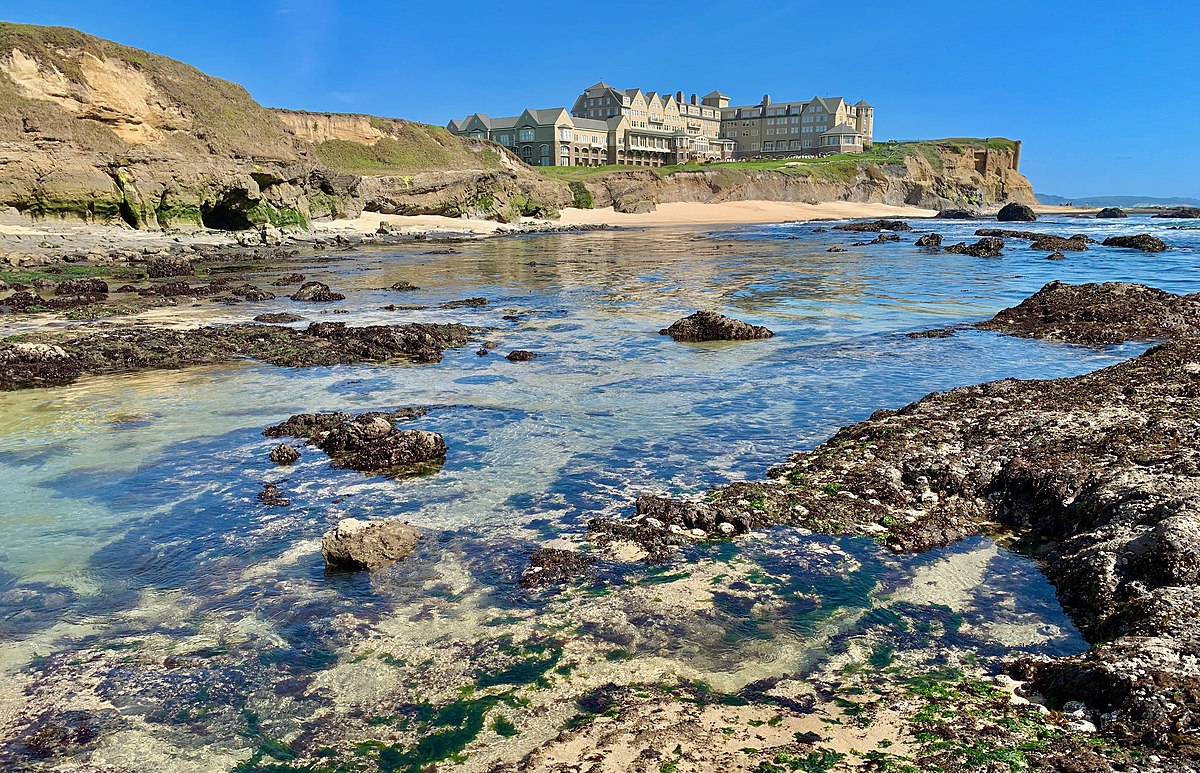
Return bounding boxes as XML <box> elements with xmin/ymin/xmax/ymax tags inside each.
<box><xmin>321</xmin><ymin>517</ymin><xmax>421</xmax><ymax>570</ymax></box>
<box><xmin>832</xmin><ymin>219</ymin><xmax>911</xmax><ymax>232</ymax></box>
<box><xmin>1046</xmin><ymin>251</ymin><xmax>1066</xmax><ymax>261</ymax></box>
<box><xmin>659</xmin><ymin>311</ymin><xmax>774</xmax><ymax>342</ymax></box>
<box><xmin>996</xmin><ymin>202</ymin><xmax>1037</xmax><ymax>221</ymax></box>
<box><xmin>290</xmin><ymin>281</ymin><xmax>345</xmax><ymax>302</ymax></box>
<box><xmin>506</xmin><ymin>350</ymin><xmax>536</xmax><ymax>362</ymax></box>
<box><xmin>519</xmin><ymin>548</ymin><xmax>596</xmax><ymax>587</ymax></box>
<box><xmin>440</xmin><ymin>297</ymin><xmax>488</xmax><ymax>309</ymax></box>
<box><xmin>1102</xmin><ymin>234</ymin><xmax>1168</xmax><ymax>252</ymax></box>
<box><xmin>271</xmin><ymin>273</ymin><xmax>305</xmax><ymax>286</ymax></box>
<box><xmin>946</xmin><ymin>237</ymin><xmax>1004</xmax><ymax>257</ymax></box>
<box><xmin>390</xmin><ymin>281</ymin><xmax>420</xmax><ymax>291</ymax></box>
<box><xmin>975</xmin><ymin>281</ymin><xmax>1200</xmax><ymax>344</ymax></box>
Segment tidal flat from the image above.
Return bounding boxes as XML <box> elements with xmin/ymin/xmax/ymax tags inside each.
<box><xmin>1</xmin><ymin>215</ymin><xmax>1198</xmax><ymax>771</ymax></box>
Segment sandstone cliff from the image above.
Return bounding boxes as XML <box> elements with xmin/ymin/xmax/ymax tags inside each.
<box><xmin>0</xmin><ymin>23</ymin><xmax>1034</xmax><ymax>231</ymax></box>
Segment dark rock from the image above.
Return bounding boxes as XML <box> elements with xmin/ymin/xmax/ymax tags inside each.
<box><xmin>826</xmin><ymin>246</ymin><xmax>846</xmax><ymax>253</ymax></box>
<box><xmin>54</xmin><ymin>278</ymin><xmax>108</xmax><ymax>295</ymax></box>
<box><xmin>290</xmin><ymin>281</ymin><xmax>345</xmax><ymax>302</ymax></box>
<box><xmin>266</xmin><ymin>409</ymin><xmax>441</xmax><ymax>475</ymax></box>
<box><xmin>832</xmin><ymin>219</ymin><xmax>912</xmax><ymax>232</ymax></box>
<box><xmin>1095</xmin><ymin>207</ymin><xmax>1128</xmax><ymax>218</ymax></box>
<box><xmin>975</xmin><ymin>229</ymin><xmax>1091</xmax><ymax>251</ymax></box>
<box><xmin>915</xmin><ymin>233</ymin><xmax>942</xmax><ymax>247</ymax></box>
<box><xmin>506</xmin><ymin>350</ymin><xmax>536</xmax><ymax>362</ymax></box>
<box><xmin>996</xmin><ymin>202</ymin><xmax>1037</xmax><ymax>222</ymax></box>
<box><xmin>945</xmin><ymin>237</ymin><xmax>1005</xmax><ymax>257</ymax></box>
<box><xmin>321</xmin><ymin>518</ymin><xmax>420</xmax><ymax>570</ymax></box>
<box><xmin>271</xmin><ymin>273</ymin><xmax>305</xmax><ymax>286</ymax></box>
<box><xmin>935</xmin><ymin>209</ymin><xmax>978</xmax><ymax>219</ymax></box>
<box><xmin>476</xmin><ymin>348</ymin><xmax>489</xmax><ymax>356</ymax></box>
<box><xmin>114</xmin><ymin>284</ymin><xmax>139</xmax><ymax>293</ymax></box>
<box><xmin>1152</xmin><ymin>207</ymin><xmax>1200</xmax><ymax>219</ymax></box>
<box><xmin>8</xmin><ymin>709</ymin><xmax>108</xmax><ymax>760</ymax></box>
<box><xmin>1</xmin><ymin>323</ymin><xmax>469</xmax><ymax>391</ymax></box>
<box><xmin>257</xmin><ymin>483</ymin><xmax>289</xmax><ymax>507</ymax></box>
<box><xmin>1046</xmin><ymin>251</ymin><xmax>1066</xmax><ymax>261</ymax></box>
<box><xmin>659</xmin><ymin>311</ymin><xmax>774</xmax><ymax>342</ymax></box>
<box><xmin>1102</xmin><ymin>234</ymin><xmax>1168</xmax><ymax>252</ymax></box>
<box><xmin>519</xmin><ymin>548</ymin><xmax>596</xmax><ymax>587</ymax></box>
<box><xmin>269</xmin><ymin>444</ymin><xmax>300</xmax><ymax>465</ymax></box>
<box><xmin>440</xmin><ymin>297</ymin><xmax>488</xmax><ymax>309</ymax></box>
<box><xmin>390</xmin><ymin>281</ymin><xmax>420</xmax><ymax>291</ymax></box>
<box><xmin>906</xmin><ymin>327</ymin><xmax>954</xmax><ymax>339</ymax></box>
<box><xmin>254</xmin><ymin>312</ymin><xmax>304</xmax><ymax>323</ymax></box>
<box><xmin>231</xmin><ymin>284</ymin><xmax>275</xmax><ymax>301</ymax></box>
<box><xmin>147</xmin><ymin>256</ymin><xmax>194</xmax><ymax>278</ymax></box>
<box><xmin>869</xmin><ymin>233</ymin><xmax>901</xmax><ymax>244</ymax></box>
<box><xmin>975</xmin><ymin>281</ymin><xmax>1200</xmax><ymax>345</ymax></box>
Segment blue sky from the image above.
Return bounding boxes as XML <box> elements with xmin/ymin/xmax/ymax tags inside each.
<box><xmin>5</xmin><ymin>0</ymin><xmax>1198</xmax><ymax>197</ymax></box>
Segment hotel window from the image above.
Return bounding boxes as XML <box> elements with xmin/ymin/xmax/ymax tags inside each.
<box><xmin>764</xmin><ymin>141</ymin><xmax>774</xmax><ymax>150</ymax></box>
<box><xmin>519</xmin><ymin>129</ymin><xmax>535</xmax><ymax>142</ymax></box>
<box><xmin>559</xmin><ymin>128</ymin><xmax>572</xmax><ymax>140</ymax></box>
<box><xmin>498</xmin><ymin>134</ymin><xmax>511</xmax><ymax>145</ymax></box>
<box><xmin>803</xmin><ymin>139</ymin><xmax>812</xmax><ymax>147</ymax></box>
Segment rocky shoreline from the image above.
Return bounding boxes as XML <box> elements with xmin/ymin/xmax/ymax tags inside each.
<box><xmin>583</xmin><ymin>282</ymin><xmax>1200</xmax><ymax>760</ymax></box>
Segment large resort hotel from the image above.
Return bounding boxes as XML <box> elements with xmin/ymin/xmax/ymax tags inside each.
<box><xmin>447</xmin><ymin>81</ymin><xmax>874</xmax><ymax>168</ymax></box>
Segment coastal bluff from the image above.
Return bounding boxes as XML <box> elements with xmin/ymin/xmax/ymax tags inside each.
<box><xmin>0</xmin><ymin>22</ymin><xmax>1033</xmax><ymax>231</ymax></box>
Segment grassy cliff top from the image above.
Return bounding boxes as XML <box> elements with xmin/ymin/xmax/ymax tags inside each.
<box><xmin>0</xmin><ymin>22</ymin><xmax>301</xmax><ymax>160</ymax></box>
<box><xmin>536</xmin><ymin>138</ymin><xmax>1019</xmax><ymax>183</ymax></box>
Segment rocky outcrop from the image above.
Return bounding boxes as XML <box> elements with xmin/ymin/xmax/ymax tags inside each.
<box><xmin>264</xmin><ymin>409</ymin><xmax>444</xmax><ymax>475</ymax></box>
<box><xmin>1153</xmin><ymin>207</ymin><xmax>1200</xmax><ymax>219</ymax></box>
<box><xmin>0</xmin><ymin>322</ymin><xmax>470</xmax><ymax>390</ymax></box>
<box><xmin>832</xmin><ymin>219</ymin><xmax>911</xmax><ymax>232</ymax></box>
<box><xmin>915</xmin><ymin>233</ymin><xmax>942</xmax><ymax>247</ymax></box>
<box><xmin>975</xmin><ymin>229</ymin><xmax>1092</xmax><ymax>251</ymax></box>
<box><xmin>269</xmin><ymin>444</ymin><xmax>300</xmax><ymax>465</ymax></box>
<box><xmin>290</xmin><ymin>281</ymin><xmax>345</xmax><ymax>302</ymax></box>
<box><xmin>975</xmin><ymin>281</ymin><xmax>1200</xmax><ymax>345</ymax></box>
<box><xmin>1095</xmin><ymin>207</ymin><xmax>1127</xmax><ymax>218</ymax></box>
<box><xmin>1102</xmin><ymin>234</ymin><xmax>1168</xmax><ymax>252</ymax></box>
<box><xmin>321</xmin><ymin>518</ymin><xmax>421</xmax><ymax>570</ymax></box>
<box><xmin>659</xmin><ymin>311</ymin><xmax>774</xmax><ymax>342</ymax></box>
<box><xmin>945</xmin><ymin>236</ymin><xmax>1004</xmax><ymax>257</ymax></box>
<box><xmin>936</xmin><ymin>208</ymin><xmax>978</xmax><ymax>219</ymax></box>
<box><xmin>505</xmin><ymin>350</ymin><xmax>536</xmax><ymax>362</ymax></box>
<box><xmin>997</xmin><ymin>202</ymin><xmax>1037</xmax><ymax>221</ymax></box>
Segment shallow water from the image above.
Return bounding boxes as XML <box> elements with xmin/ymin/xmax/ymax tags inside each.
<box><xmin>1</xmin><ymin>214</ymin><xmax>1197</xmax><ymax>767</ymax></box>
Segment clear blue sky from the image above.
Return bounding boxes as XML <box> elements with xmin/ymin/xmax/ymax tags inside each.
<box><xmin>5</xmin><ymin>0</ymin><xmax>1198</xmax><ymax>197</ymax></box>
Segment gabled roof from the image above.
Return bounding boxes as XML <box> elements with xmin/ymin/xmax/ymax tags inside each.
<box><xmin>704</xmin><ymin>90</ymin><xmax>728</xmax><ymax>99</ymax></box>
<box><xmin>518</xmin><ymin>107</ymin><xmax>571</xmax><ymax>125</ymax></box>
<box><xmin>586</xmin><ymin>80</ymin><xmax>611</xmax><ymax>91</ymax></box>
<box><xmin>571</xmin><ymin>117</ymin><xmax>610</xmax><ymax>131</ymax></box>
<box><xmin>855</xmin><ymin>99</ymin><xmax>872</xmax><ymax>107</ymax></box>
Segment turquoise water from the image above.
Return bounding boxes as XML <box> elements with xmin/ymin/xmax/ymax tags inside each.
<box><xmin>0</xmin><ymin>214</ymin><xmax>1196</xmax><ymax>768</ymax></box>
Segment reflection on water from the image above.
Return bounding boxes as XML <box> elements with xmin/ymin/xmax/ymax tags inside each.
<box><xmin>0</xmin><ymin>215</ymin><xmax>1196</xmax><ymax>766</ymax></box>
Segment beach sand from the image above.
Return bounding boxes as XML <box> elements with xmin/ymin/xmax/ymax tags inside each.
<box><xmin>556</xmin><ymin>200</ymin><xmax>938</xmax><ymax>227</ymax></box>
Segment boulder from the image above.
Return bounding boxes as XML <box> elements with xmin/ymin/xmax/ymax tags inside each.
<box><xmin>390</xmin><ymin>281</ymin><xmax>420</xmax><ymax>291</ymax></box>
<box><xmin>266</xmin><ymin>411</ymin><xmax>444</xmax><ymax>475</ymax></box>
<box><xmin>1095</xmin><ymin>207</ymin><xmax>1127</xmax><ymax>218</ymax></box>
<box><xmin>975</xmin><ymin>229</ymin><xmax>1090</xmax><ymax>251</ymax></box>
<box><xmin>506</xmin><ymin>350</ymin><xmax>536</xmax><ymax>362</ymax></box>
<box><xmin>271</xmin><ymin>273</ymin><xmax>305</xmax><ymax>286</ymax></box>
<box><xmin>946</xmin><ymin>237</ymin><xmax>1005</xmax><ymax>257</ymax></box>
<box><xmin>269</xmin><ymin>444</ymin><xmax>300</xmax><ymax>465</ymax></box>
<box><xmin>1102</xmin><ymin>234</ymin><xmax>1168</xmax><ymax>252</ymax></box>
<box><xmin>321</xmin><ymin>518</ymin><xmax>421</xmax><ymax>570</ymax></box>
<box><xmin>935</xmin><ymin>209</ymin><xmax>978</xmax><ymax>219</ymax></box>
<box><xmin>290</xmin><ymin>281</ymin><xmax>345</xmax><ymax>302</ymax></box>
<box><xmin>996</xmin><ymin>202</ymin><xmax>1037</xmax><ymax>222</ymax></box>
<box><xmin>1046</xmin><ymin>251</ymin><xmax>1066</xmax><ymax>261</ymax></box>
<box><xmin>439</xmin><ymin>297</ymin><xmax>488</xmax><ymax>309</ymax></box>
<box><xmin>147</xmin><ymin>256</ymin><xmax>194</xmax><ymax>278</ymax></box>
<box><xmin>915</xmin><ymin>233</ymin><xmax>942</xmax><ymax>247</ymax></box>
<box><xmin>659</xmin><ymin>311</ymin><xmax>774</xmax><ymax>342</ymax></box>
<box><xmin>868</xmin><ymin>233</ymin><xmax>900</xmax><ymax>244</ymax></box>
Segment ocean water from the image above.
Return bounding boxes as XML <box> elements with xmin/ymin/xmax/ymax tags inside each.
<box><xmin>0</xmin><ymin>214</ymin><xmax>1196</xmax><ymax>768</ymax></box>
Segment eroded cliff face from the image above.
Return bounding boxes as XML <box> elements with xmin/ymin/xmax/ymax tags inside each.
<box><xmin>579</xmin><ymin>144</ymin><xmax>1034</xmax><ymax>212</ymax></box>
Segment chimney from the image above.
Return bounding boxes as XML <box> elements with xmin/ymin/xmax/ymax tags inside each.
<box><xmin>691</xmin><ymin>94</ymin><xmax>698</xmax><ymax>105</ymax></box>
<box><xmin>762</xmin><ymin>94</ymin><xmax>771</xmax><ymax>106</ymax></box>
<box><xmin>676</xmin><ymin>91</ymin><xmax>684</xmax><ymax>103</ymax></box>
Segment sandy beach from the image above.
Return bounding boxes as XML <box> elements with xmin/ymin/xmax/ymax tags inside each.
<box><xmin>556</xmin><ymin>200</ymin><xmax>938</xmax><ymax>227</ymax></box>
